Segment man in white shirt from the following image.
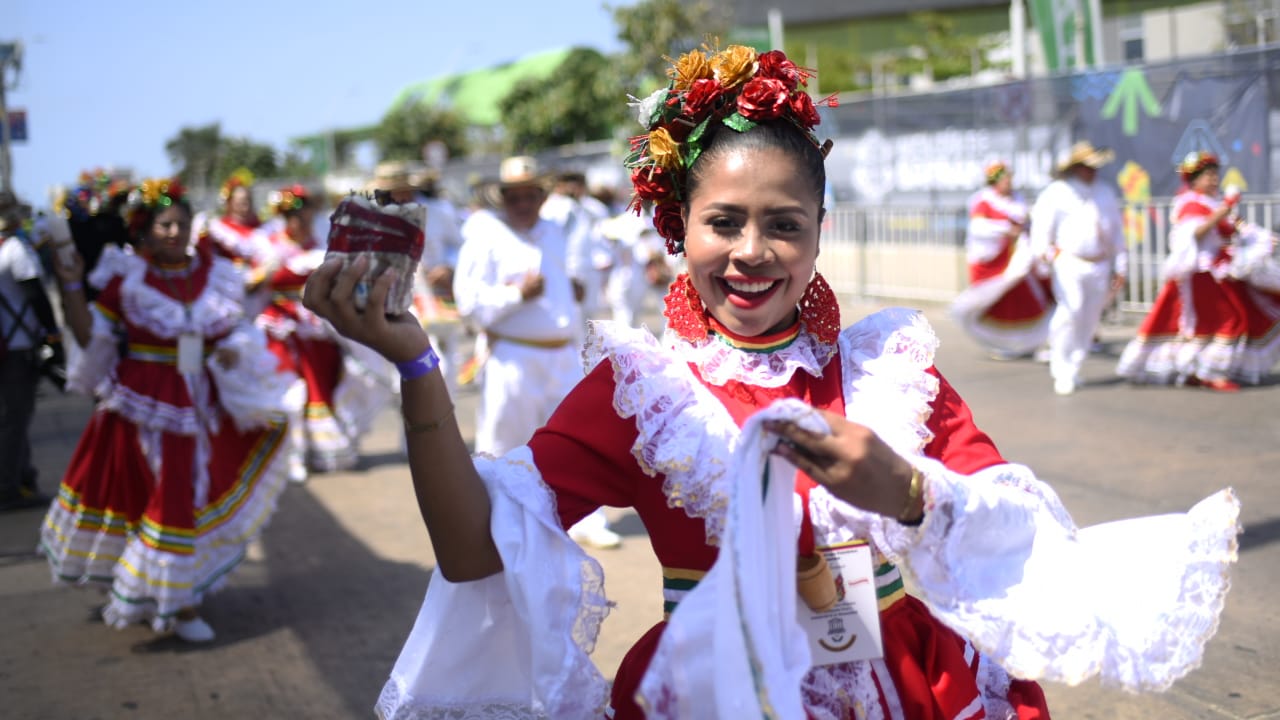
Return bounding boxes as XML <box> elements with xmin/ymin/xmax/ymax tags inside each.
<box><xmin>541</xmin><ymin>171</ymin><xmax>612</xmax><ymax>320</ymax></box>
<box><xmin>1</xmin><ymin>196</ymin><xmax>57</xmax><ymax>510</ymax></box>
<box><xmin>1030</xmin><ymin>141</ymin><xmax>1128</xmax><ymax>395</ymax></box>
<box><xmin>454</xmin><ymin>157</ymin><xmax>620</xmax><ymax>549</ymax></box>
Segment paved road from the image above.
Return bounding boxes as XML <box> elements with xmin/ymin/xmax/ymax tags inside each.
<box><xmin>2</xmin><ymin>302</ymin><xmax>1277</xmax><ymax>720</ymax></box>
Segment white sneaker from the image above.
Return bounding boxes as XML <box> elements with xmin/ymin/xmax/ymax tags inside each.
<box><xmin>174</xmin><ymin>616</ymin><xmax>216</xmax><ymax>643</ymax></box>
<box><xmin>1053</xmin><ymin>378</ymin><xmax>1076</xmax><ymax>396</ymax></box>
<box><xmin>569</xmin><ymin>525</ymin><xmax>623</xmax><ymax>550</ymax></box>
<box><xmin>1033</xmin><ymin>348</ymin><xmax>1051</xmax><ymax>363</ymax></box>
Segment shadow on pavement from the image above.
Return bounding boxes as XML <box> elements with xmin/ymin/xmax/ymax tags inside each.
<box><xmin>1240</xmin><ymin>516</ymin><xmax>1280</xmax><ymax>554</ymax></box>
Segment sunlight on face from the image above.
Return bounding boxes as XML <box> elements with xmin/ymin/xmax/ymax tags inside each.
<box><xmin>146</xmin><ymin>204</ymin><xmax>193</xmax><ymax>263</ymax></box>
<box><xmin>228</xmin><ymin>186</ymin><xmax>253</xmax><ymax>220</ymax></box>
<box><xmin>682</xmin><ymin>147</ymin><xmax>822</xmax><ymax>338</ymax></box>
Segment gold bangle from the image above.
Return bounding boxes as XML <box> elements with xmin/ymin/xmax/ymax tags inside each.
<box><xmin>403</xmin><ymin>402</ymin><xmax>455</xmax><ymax>434</ymax></box>
<box><xmin>898</xmin><ymin>466</ymin><xmax>924</xmax><ymax>524</ymax></box>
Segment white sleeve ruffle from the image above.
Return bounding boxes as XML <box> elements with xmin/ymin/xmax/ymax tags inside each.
<box><xmin>376</xmin><ymin>448</ymin><xmax>611</xmax><ymax>720</ymax></box>
<box><xmin>888</xmin><ymin>460</ymin><xmax>1240</xmax><ymax>692</ymax></box>
<box><xmin>207</xmin><ymin>323</ymin><xmax>297</xmax><ymax>432</ymax></box>
<box><xmin>65</xmin><ymin>306</ymin><xmax>120</xmax><ymax>396</ymax></box>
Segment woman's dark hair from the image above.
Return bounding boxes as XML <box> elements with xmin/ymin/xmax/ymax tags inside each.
<box><xmin>686</xmin><ymin>120</ymin><xmax>827</xmax><ymax>208</ymax></box>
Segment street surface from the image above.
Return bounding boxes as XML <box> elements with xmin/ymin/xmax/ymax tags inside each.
<box><xmin>2</xmin><ymin>301</ymin><xmax>1277</xmax><ymax>719</ymax></box>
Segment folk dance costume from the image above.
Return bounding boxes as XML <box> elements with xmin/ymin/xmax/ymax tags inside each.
<box><xmin>257</xmin><ymin>249</ymin><xmax>386</xmax><ymax>479</ymax></box>
<box><xmin>376</xmin><ymin>277</ymin><xmax>1239</xmax><ymax>720</ymax></box>
<box><xmin>1029</xmin><ymin>144</ymin><xmax>1127</xmax><ymax>394</ymax></box>
<box><xmin>1116</xmin><ymin>186</ymin><xmax>1280</xmax><ymax>387</ymax></box>
<box><xmin>950</xmin><ymin>175</ymin><xmax>1054</xmax><ymax>356</ymax></box>
<box><xmin>39</xmin><ymin>241</ymin><xmax>293</xmax><ymax>631</ymax></box>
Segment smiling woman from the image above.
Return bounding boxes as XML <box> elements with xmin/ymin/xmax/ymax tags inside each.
<box><xmin>300</xmin><ymin>45</ymin><xmax>1241</xmax><ymax>720</ymax></box>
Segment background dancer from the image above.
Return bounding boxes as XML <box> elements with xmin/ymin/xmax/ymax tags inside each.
<box><xmin>39</xmin><ymin>179</ymin><xmax>293</xmax><ymax>643</ymax></box>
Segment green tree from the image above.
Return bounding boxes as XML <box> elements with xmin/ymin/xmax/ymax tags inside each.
<box><xmin>892</xmin><ymin>12</ymin><xmax>1008</xmax><ymax>82</ymax></box>
<box><xmin>164</xmin><ymin>122</ymin><xmax>223</xmax><ymax>188</ymax></box>
<box><xmin>211</xmin><ymin>137</ymin><xmax>279</xmax><ymax>187</ymax></box>
<box><xmin>499</xmin><ymin>47</ymin><xmax>626</xmax><ymax>153</ymax></box>
<box><xmin>374</xmin><ymin>102</ymin><xmax>467</xmax><ymax>163</ymax></box>
<box><xmin>609</xmin><ymin>0</ymin><xmax>727</xmax><ymax>93</ymax></box>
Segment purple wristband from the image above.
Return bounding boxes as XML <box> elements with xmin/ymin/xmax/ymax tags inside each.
<box><xmin>395</xmin><ymin>346</ymin><xmax>440</xmax><ymax>381</ymax></box>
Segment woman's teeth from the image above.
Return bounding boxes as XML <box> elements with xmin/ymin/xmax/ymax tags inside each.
<box><xmin>723</xmin><ymin>278</ymin><xmax>776</xmax><ymax>294</ymax></box>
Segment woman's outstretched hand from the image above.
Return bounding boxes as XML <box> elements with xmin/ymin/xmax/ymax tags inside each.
<box><xmin>765</xmin><ymin>408</ymin><xmax>921</xmax><ymax>522</ymax></box>
<box><xmin>302</xmin><ymin>255</ymin><xmax>431</xmax><ymax>364</ymax></box>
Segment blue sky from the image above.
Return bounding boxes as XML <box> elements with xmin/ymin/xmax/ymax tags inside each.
<box><xmin>6</xmin><ymin>0</ymin><xmax>622</xmax><ymax>205</ymax></box>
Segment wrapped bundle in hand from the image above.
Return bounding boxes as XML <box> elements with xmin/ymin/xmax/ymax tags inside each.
<box><xmin>324</xmin><ymin>194</ymin><xmax>426</xmax><ymax>314</ymax></box>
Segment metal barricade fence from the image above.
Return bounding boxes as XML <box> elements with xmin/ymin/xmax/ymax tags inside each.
<box><xmin>820</xmin><ymin>196</ymin><xmax>1280</xmax><ymax>314</ymax></box>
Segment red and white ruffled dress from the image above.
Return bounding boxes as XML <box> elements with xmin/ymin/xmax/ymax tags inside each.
<box><xmin>203</xmin><ymin>215</ymin><xmax>275</xmax><ymax>316</ymax></box>
<box><xmin>1117</xmin><ymin>190</ymin><xmax>1280</xmax><ymax>385</ymax></box>
<box><xmin>950</xmin><ymin>188</ymin><xmax>1054</xmax><ymax>355</ymax></box>
<box><xmin>39</xmin><ymin>244</ymin><xmax>293</xmax><ymax>630</ymax></box>
<box><xmin>375</xmin><ymin>289</ymin><xmax>1239</xmax><ymax>720</ymax></box>
<box><xmin>256</xmin><ymin>239</ymin><xmax>386</xmax><ymax>477</ymax></box>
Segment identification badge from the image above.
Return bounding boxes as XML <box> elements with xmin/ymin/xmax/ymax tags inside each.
<box><xmin>797</xmin><ymin>540</ymin><xmax>884</xmax><ymax>666</ymax></box>
<box><xmin>177</xmin><ymin>333</ymin><xmax>204</xmax><ymax>375</ymax></box>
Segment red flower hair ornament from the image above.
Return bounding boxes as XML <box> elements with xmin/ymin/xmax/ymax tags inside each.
<box><xmin>625</xmin><ymin>45</ymin><xmax>837</xmax><ymax>256</ymax></box>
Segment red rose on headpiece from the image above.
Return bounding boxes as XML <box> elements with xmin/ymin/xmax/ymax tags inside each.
<box><xmin>683</xmin><ymin>78</ymin><xmax>724</xmax><ymax>120</ymax></box>
<box><xmin>737</xmin><ymin>77</ymin><xmax>790</xmax><ymax>121</ymax></box>
<box><xmin>652</xmin><ymin>202</ymin><xmax>686</xmax><ymax>254</ymax></box>
<box><xmin>757</xmin><ymin>50</ymin><xmax>801</xmax><ymax>90</ymax></box>
<box><xmin>789</xmin><ymin>91</ymin><xmax>821</xmax><ymax>129</ymax></box>
<box><xmin>631</xmin><ymin>166</ymin><xmax>675</xmax><ymax>202</ymax></box>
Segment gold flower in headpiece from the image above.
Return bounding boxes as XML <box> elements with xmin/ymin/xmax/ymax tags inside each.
<box><xmin>667</xmin><ymin>50</ymin><xmax>713</xmax><ymax>91</ymax></box>
<box><xmin>711</xmin><ymin>45</ymin><xmax>758</xmax><ymax>89</ymax></box>
<box><xmin>139</xmin><ymin>178</ymin><xmax>169</xmax><ymax>207</ymax></box>
<box><xmin>647</xmin><ymin>127</ymin><xmax>682</xmax><ymax>171</ymax></box>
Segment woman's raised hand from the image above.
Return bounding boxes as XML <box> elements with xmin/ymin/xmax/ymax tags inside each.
<box><xmin>765</xmin><ymin>408</ymin><xmax>920</xmax><ymax>521</ymax></box>
<box><xmin>302</xmin><ymin>255</ymin><xmax>431</xmax><ymax>363</ymax></box>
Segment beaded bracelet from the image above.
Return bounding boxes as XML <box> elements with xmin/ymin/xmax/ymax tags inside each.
<box><xmin>395</xmin><ymin>346</ymin><xmax>440</xmax><ymax>381</ymax></box>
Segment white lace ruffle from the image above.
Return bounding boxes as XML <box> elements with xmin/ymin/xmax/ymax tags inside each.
<box><xmin>663</xmin><ymin>323</ymin><xmax>837</xmax><ymax>388</ymax></box>
<box><xmin>887</xmin><ymin>460</ymin><xmax>1240</xmax><ymax>692</ymax></box>
<box><xmin>376</xmin><ymin>449</ymin><xmax>610</xmax><ymax>720</ymax></box>
<box><xmin>584</xmin><ymin>321</ymin><xmax>741</xmax><ymax>545</ymax></box>
<box><xmin>839</xmin><ymin>308</ymin><xmax>940</xmax><ymax>458</ymax></box>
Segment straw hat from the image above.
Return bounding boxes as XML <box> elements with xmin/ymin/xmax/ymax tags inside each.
<box><xmin>409</xmin><ymin>166</ymin><xmax>441</xmax><ymax>191</ymax></box>
<box><xmin>369</xmin><ymin>160</ymin><xmax>416</xmax><ymax>193</ymax></box>
<box><xmin>481</xmin><ymin>155</ymin><xmax>549</xmax><ymax>206</ymax></box>
<box><xmin>1055</xmin><ymin>141</ymin><xmax>1115</xmax><ymax>176</ymax></box>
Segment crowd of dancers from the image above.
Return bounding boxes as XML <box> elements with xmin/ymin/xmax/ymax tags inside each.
<box><xmin>0</xmin><ymin>160</ymin><xmax>671</xmax><ymax>642</ymax></box>
<box><xmin>951</xmin><ymin>145</ymin><xmax>1280</xmax><ymax>394</ymax></box>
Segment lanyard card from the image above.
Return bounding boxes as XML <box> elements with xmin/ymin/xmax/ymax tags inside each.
<box><xmin>797</xmin><ymin>540</ymin><xmax>884</xmax><ymax>666</ymax></box>
<box><xmin>177</xmin><ymin>333</ymin><xmax>204</xmax><ymax>375</ymax></box>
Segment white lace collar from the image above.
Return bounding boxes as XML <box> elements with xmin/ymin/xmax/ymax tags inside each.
<box><xmin>663</xmin><ymin>324</ymin><xmax>837</xmax><ymax>388</ymax></box>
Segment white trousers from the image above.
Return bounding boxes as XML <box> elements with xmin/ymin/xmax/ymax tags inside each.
<box><xmin>475</xmin><ymin>340</ymin><xmax>581</xmax><ymax>457</ymax></box>
<box><xmin>1049</xmin><ymin>255</ymin><xmax>1113</xmax><ymax>384</ymax></box>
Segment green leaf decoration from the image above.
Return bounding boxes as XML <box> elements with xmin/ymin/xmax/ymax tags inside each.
<box><xmin>684</xmin><ymin>144</ymin><xmax>703</xmax><ymax>170</ymax></box>
<box><xmin>722</xmin><ymin>113</ymin><xmax>757</xmax><ymax>134</ymax></box>
<box><xmin>687</xmin><ymin>116</ymin><xmax>712</xmax><ymax>145</ymax></box>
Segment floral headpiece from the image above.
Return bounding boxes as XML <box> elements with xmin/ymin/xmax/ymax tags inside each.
<box><xmin>125</xmin><ymin>177</ymin><xmax>188</xmax><ymax>238</ymax></box>
<box><xmin>985</xmin><ymin>161</ymin><xmax>1009</xmax><ymax>185</ymax></box>
<box><xmin>625</xmin><ymin>45</ymin><xmax>836</xmax><ymax>255</ymax></box>
<box><xmin>268</xmin><ymin>184</ymin><xmax>310</xmax><ymax>216</ymax></box>
<box><xmin>57</xmin><ymin>168</ymin><xmax>128</xmax><ymax>220</ymax></box>
<box><xmin>219</xmin><ymin>167</ymin><xmax>256</xmax><ymax>203</ymax></box>
<box><xmin>1179</xmin><ymin>151</ymin><xmax>1219</xmax><ymax>181</ymax></box>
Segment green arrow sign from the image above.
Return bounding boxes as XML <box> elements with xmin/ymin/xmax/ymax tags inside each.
<box><xmin>1101</xmin><ymin>69</ymin><xmax>1161</xmax><ymax>136</ymax></box>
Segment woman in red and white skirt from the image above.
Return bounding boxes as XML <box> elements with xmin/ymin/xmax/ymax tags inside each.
<box><xmin>257</xmin><ymin>185</ymin><xmax>385</xmax><ymax>481</ymax></box>
<box><xmin>949</xmin><ymin>162</ymin><xmax>1055</xmax><ymax>359</ymax></box>
<box><xmin>1117</xmin><ymin>151</ymin><xmax>1280</xmax><ymax>390</ymax></box>
<box><xmin>39</xmin><ymin>178</ymin><xmax>293</xmax><ymax>643</ymax></box>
